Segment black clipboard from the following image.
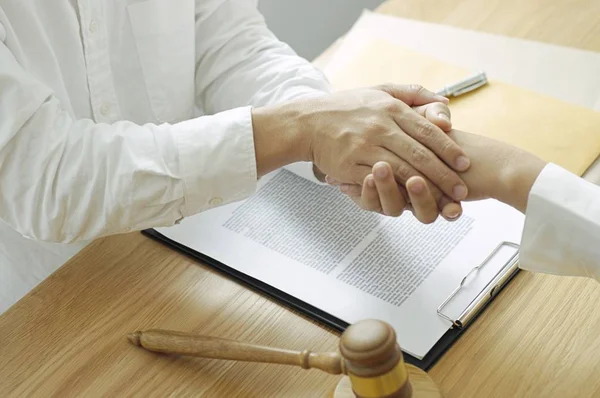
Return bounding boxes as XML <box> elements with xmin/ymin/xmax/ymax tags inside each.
<box><xmin>142</xmin><ymin>228</ymin><xmax>520</xmax><ymax>370</ymax></box>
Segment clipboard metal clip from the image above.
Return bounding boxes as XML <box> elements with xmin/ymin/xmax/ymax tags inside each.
<box><xmin>437</xmin><ymin>241</ymin><xmax>520</xmax><ymax>329</ymax></box>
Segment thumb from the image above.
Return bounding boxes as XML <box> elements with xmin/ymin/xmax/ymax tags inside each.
<box><xmin>377</xmin><ymin>84</ymin><xmax>449</xmax><ymax>106</ymax></box>
<box><xmin>412</xmin><ymin>102</ymin><xmax>452</xmax><ymax>132</ymax></box>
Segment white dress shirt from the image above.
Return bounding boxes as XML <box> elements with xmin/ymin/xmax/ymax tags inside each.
<box><xmin>521</xmin><ymin>163</ymin><xmax>600</xmax><ymax>281</ymax></box>
<box><xmin>1</xmin><ymin>3</ymin><xmax>596</xmax><ymax>315</ymax></box>
<box><xmin>0</xmin><ymin>0</ymin><xmax>329</xmax><ymax>312</ymax></box>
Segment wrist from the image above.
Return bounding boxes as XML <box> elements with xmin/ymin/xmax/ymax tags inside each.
<box><xmin>251</xmin><ymin>103</ymin><xmax>311</xmax><ymax>176</ymax></box>
<box><xmin>496</xmin><ymin>152</ymin><xmax>546</xmax><ymax>213</ymax></box>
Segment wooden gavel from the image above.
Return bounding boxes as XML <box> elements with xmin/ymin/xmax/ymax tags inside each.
<box><xmin>128</xmin><ymin>319</ymin><xmax>441</xmax><ymax>398</ymax></box>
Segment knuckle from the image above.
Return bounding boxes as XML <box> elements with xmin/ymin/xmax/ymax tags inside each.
<box><xmin>365</xmin><ymin>119</ymin><xmax>387</xmax><ymax>137</ymax></box>
<box><xmin>415</xmin><ymin>121</ymin><xmax>436</xmax><ymax>140</ymax></box>
<box><xmin>383</xmin><ymin>99</ymin><xmax>400</xmax><ymax>114</ymax></box>
<box><xmin>409</xmin><ymin>84</ymin><xmax>425</xmax><ymax>96</ymax></box>
<box><xmin>376</xmin><ymin>82</ymin><xmax>395</xmax><ymax>94</ymax></box>
<box><xmin>348</xmin><ymin>137</ymin><xmax>369</xmax><ymax>156</ymax></box>
<box><xmin>410</xmin><ymin>146</ymin><xmax>429</xmax><ymax>163</ymax></box>
<box><xmin>435</xmin><ymin>166</ymin><xmax>452</xmax><ymax>185</ymax></box>
<box><xmin>393</xmin><ymin>163</ymin><xmax>412</xmax><ymax>181</ymax></box>
<box><xmin>338</xmin><ymin>129</ymin><xmax>356</xmax><ymax>146</ymax></box>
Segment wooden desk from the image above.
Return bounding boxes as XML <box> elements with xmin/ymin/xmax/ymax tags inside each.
<box><xmin>2</xmin><ymin>1</ymin><xmax>600</xmax><ymax>397</ymax></box>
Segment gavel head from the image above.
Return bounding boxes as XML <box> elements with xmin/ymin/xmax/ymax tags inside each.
<box><xmin>339</xmin><ymin>319</ymin><xmax>412</xmax><ymax>398</ymax></box>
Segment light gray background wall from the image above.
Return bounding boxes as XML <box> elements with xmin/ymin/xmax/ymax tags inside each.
<box><xmin>258</xmin><ymin>0</ymin><xmax>385</xmax><ymax>61</ymax></box>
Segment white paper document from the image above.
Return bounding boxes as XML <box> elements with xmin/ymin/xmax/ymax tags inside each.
<box><xmin>157</xmin><ymin>166</ymin><xmax>524</xmax><ymax>359</ymax></box>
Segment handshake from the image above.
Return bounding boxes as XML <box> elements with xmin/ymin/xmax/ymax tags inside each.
<box><xmin>252</xmin><ymin>84</ymin><xmax>547</xmax><ymax>223</ymax></box>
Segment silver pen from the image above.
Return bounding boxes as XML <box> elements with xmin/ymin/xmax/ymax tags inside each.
<box><xmin>435</xmin><ymin>70</ymin><xmax>488</xmax><ymax>97</ymax></box>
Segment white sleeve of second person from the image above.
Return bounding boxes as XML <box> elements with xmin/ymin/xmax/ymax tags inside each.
<box><xmin>193</xmin><ymin>0</ymin><xmax>331</xmax><ymax>185</ymax></box>
<box><xmin>0</xmin><ymin>41</ymin><xmax>257</xmax><ymax>243</ymax></box>
<box><xmin>520</xmin><ymin>163</ymin><xmax>600</xmax><ymax>281</ymax></box>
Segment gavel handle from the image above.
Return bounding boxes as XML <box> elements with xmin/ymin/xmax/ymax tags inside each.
<box><xmin>128</xmin><ymin>329</ymin><xmax>345</xmax><ymax>375</ymax></box>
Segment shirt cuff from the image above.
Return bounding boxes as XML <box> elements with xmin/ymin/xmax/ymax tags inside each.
<box><xmin>172</xmin><ymin>106</ymin><xmax>257</xmax><ymax>217</ymax></box>
<box><xmin>520</xmin><ymin>163</ymin><xmax>588</xmax><ymax>277</ymax></box>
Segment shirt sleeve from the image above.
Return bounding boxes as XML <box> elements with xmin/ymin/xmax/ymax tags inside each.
<box><xmin>0</xmin><ymin>41</ymin><xmax>257</xmax><ymax>243</ymax></box>
<box><xmin>520</xmin><ymin>163</ymin><xmax>600</xmax><ymax>281</ymax></box>
<box><xmin>193</xmin><ymin>0</ymin><xmax>331</xmax><ymax>113</ymax></box>
<box><xmin>193</xmin><ymin>0</ymin><xmax>331</xmax><ymax>183</ymax></box>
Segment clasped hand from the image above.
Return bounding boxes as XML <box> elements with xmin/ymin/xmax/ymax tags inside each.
<box><xmin>308</xmin><ymin>84</ymin><xmax>469</xmax><ymax>223</ymax></box>
<box><xmin>253</xmin><ymin>83</ymin><xmax>543</xmax><ymax>221</ymax></box>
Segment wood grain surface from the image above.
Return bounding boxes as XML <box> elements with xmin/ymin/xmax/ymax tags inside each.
<box><xmin>2</xmin><ymin>1</ymin><xmax>600</xmax><ymax>397</ymax></box>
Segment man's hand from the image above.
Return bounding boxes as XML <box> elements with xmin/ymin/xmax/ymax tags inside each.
<box><xmin>326</xmin><ymin>101</ymin><xmax>462</xmax><ymax>224</ymax></box>
<box><xmin>252</xmin><ymin>84</ymin><xmax>470</xmax><ymax>203</ymax></box>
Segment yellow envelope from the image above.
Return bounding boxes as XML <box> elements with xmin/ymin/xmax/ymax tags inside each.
<box><xmin>326</xmin><ymin>40</ymin><xmax>600</xmax><ymax>175</ymax></box>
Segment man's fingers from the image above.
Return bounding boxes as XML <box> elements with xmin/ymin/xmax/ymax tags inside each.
<box><xmin>406</xmin><ymin>176</ymin><xmax>439</xmax><ymax>224</ymax></box>
<box><xmin>374</xmin><ymin>143</ymin><xmax>467</xmax><ymax>202</ymax></box>
<box><xmin>377</xmin><ymin>84</ymin><xmax>449</xmax><ymax>106</ymax></box>
<box><xmin>412</xmin><ymin>102</ymin><xmax>452</xmax><ymax>132</ymax></box>
<box><xmin>382</xmin><ymin>107</ymin><xmax>469</xmax><ymax>201</ymax></box>
<box><xmin>394</xmin><ymin>108</ymin><xmax>470</xmax><ymax>173</ymax></box>
<box><xmin>373</xmin><ymin>162</ymin><xmax>405</xmax><ymax>217</ymax></box>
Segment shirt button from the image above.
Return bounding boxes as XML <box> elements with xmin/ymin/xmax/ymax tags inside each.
<box><xmin>89</xmin><ymin>20</ymin><xmax>98</xmax><ymax>33</ymax></box>
<box><xmin>100</xmin><ymin>103</ymin><xmax>111</xmax><ymax>116</ymax></box>
<box><xmin>209</xmin><ymin>197</ymin><xmax>223</xmax><ymax>206</ymax></box>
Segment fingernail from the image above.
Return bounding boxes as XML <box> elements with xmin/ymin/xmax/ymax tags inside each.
<box><xmin>453</xmin><ymin>184</ymin><xmax>467</xmax><ymax>200</ymax></box>
<box><xmin>446</xmin><ymin>210</ymin><xmax>461</xmax><ymax>220</ymax></box>
<box><xmin>367</xmin><ymin>176</ymin><xmax>375</xmax><ymax>188</ymax></box>
<box><xmin>374</xmin><ymin>165</ymin><xmax>388</xmax><ymax>179</ymax></box>
<box><xmin>409</xmin><ymin>179</ymin><xmax>424</xmax><ymax>194</ymax></box>
<box><xmin>340</xmin><ymin>184</ymin><xmax>350</xmax><ymax>193</ymax></box>
<box><xmin>455</xmin><ymin>155</ymin><xmax>470</xmax><ymax>171</ymax></box>
<box><xmin>438</xmin><ymin>113</ymin><xmax>451</xmax><ymax>123</ymax></box>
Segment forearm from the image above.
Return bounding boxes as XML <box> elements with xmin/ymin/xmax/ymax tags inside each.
<box><xmin>448</xmin><ymin>130</ymin><xmax>546</xmax><ymax>212</ymax></box>
<box><xmin>494</xmin><ymin>153</ymin><xmax>546</xmax><ymax>213</ymax></box>
<box><xmin>448</xmin><ymin>130</ymin><xmax>599</xmax><ymax>279</ymax></box>
<box><xmin>2</xmin><ymin>95</ymin><xmax>257</xmax><ymax>242</ymax></box>
<box><xmin>195</xmin><ymin>0</ymin><xmax>329</xmax><ymax>182</ymax></box>
<box><xmin>251</xmin><ymin>101</ymin><xmax>311</xmax><ymax>177</ymax></box>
